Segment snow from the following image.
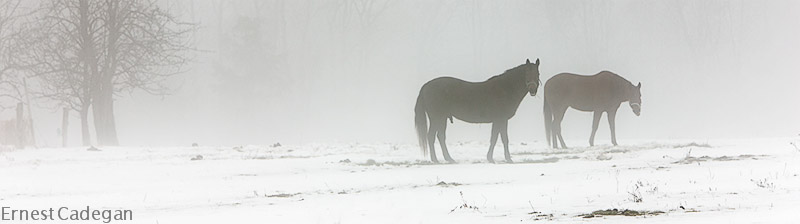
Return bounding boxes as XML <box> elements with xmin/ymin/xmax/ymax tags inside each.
<box><xmin>2</xmin><ymin>138</ymin><xmax>800</xmax><ymax>223</ymax></box>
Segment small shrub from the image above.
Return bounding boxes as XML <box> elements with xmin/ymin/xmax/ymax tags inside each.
<box><xmin>751</xmin><ymin>178</ymin><xmax>775</xmax><ymax>190</ymax></box>
<box><xmin>449</xmin><ymin>191</ymin><xmax>480</xmax><ymax>213</ymax></box>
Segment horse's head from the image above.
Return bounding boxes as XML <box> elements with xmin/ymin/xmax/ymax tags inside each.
<box><xmin>629</xmin><ymin>82</ymin><xmax>642</xmax><ymax>116</ymax></box>
<box><xmin>524</xmin><ymin>58</ymin><xmax>541</xmax><ymax>96</ymax></box>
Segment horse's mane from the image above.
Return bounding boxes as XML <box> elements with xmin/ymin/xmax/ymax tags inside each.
<box><xmin>486</xmin><ymin>63</ymin><xmax>527</xmax><ymax>82</ymax></box>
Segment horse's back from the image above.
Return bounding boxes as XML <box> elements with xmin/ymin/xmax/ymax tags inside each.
<box><xmin>419</xmin><ymin>77</ymin><xmax>478</xmax><ymax>114</ymax></box>
<box><xmin>545</xmin><ymin>71</ymin><xmax>624</xmax><ymax>92</ymax></box>
<box><xmin>420</xmin><ymin>77</ymin><xmax>476</xmax><ymax>98</ymax></box>
<box><xmin>545</xmin><ymin>73</ymin><xmax>582</xmax><ymax>86</ymax></box>
<box><xmin>418</xmin><ymin>75</ymin><xmax>519</xmax><ymax>123</ymax></box>
<box><xmin>544</xmin><ymin>71</ymin><xmax>626</xmax><ymax>111</ymax></box>
<box><xmin>422</xmin><ymin>76</ymin><xmax>486</xmax><ymax>89</ymax></box>
<box><xmin>544</xmin><ymin>73</ymin><xmax>587</xmax><ymax>97</ymax></box>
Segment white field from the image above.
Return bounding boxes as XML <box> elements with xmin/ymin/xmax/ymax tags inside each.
<box><xmin>2</xmin><ymin>138</ymin><xmax>800</xmax><ymax>223</ymax></box>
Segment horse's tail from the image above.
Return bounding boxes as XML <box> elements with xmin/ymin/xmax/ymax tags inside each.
<box><xmin>414</xmin><ymin>90</ymin><xmax>429</xmax><ymax>157</ymax></box>
<box><xmin>543</xmin><ymin>98</ymin><xmax>553</xmax><ymax>148</ymax></box>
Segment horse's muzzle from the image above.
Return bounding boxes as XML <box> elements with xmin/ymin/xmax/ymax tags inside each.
<box><xmin>527</xmin><ymin>84</ymin><xmax>538</xmax><ymax>96</ymax></box>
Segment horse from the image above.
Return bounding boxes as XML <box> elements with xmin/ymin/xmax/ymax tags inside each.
<box><xmin>543</xmin><ymin>71</ymin><xmax>641</xmax><ymax>149</ymax></box>
<box><xmin>414</xmin><ymin>59</ymin><xmax>541</xmax><ymax>163</ymax></box>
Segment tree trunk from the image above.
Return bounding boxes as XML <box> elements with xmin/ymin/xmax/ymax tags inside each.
<box><xmin>62</xmin><ymin>107</ymin><xmax>69</xmax><ymax>147</ymax></box>
<box><xmin>77</xmin><ymin>0</ymin><xmax>96</xmax><ymax>146</ymax></box>
<box><xmin>92</xmin><ymin>0</ymin><xmax>120</xmax><ymax>146</ymax></box>
<box><xmin>92</xmin><ymin>80</ymin><xmax>118</xmax><ymax>146</ymax></box>
<box><xmin>22</xmin><ymin>78</ymin><xmax>35</xmax><ymax>147</ymax></box>
<box><xmin>15</xmin><ymin>102</ymin><xmax>24</xmax><ymax>149</ymax></box>
<box><xmin>80</xmin><ymin>105</ymin><xmax>91</xmax><ymax>146</ymax></box>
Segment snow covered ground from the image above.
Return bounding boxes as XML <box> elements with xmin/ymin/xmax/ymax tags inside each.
<box><xmin>2</xmin><ymin>138</ymin><xmax>800</xmax><ymax>223</ymax></box>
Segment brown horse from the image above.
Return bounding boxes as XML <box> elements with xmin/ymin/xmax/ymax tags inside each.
<box><xmin>543</xmin><ymin>71</ymin><xmax>641</xmax><ymax>149</ymax></box>
<box><xmin>415</xmin><ymin>59</ymin><xmax>541</xmax><ymax>163</ymax></box>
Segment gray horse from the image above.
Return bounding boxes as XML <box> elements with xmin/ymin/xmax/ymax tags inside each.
<box><xmin>543</xmin><ymin>71</ymin><xmax>641</xmax><ymax>149</ymax></box>
<box><xmin>415</xmin><ymin>59</ymin><xmax>541</xmax><ymax>163</ymax></box>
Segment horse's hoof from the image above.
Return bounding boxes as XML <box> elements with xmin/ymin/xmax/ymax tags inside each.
<box><xmin>431</xmin><ymin>159</ymin><xmax>440</xmax><ymax>164</ymax></box>
<box><xmin>446</xmin><ymin>159</ymin><xmax>457</xmax><ymax>164</ymax></box>
<box><xmin>505</xmin><ymin>159</ymin><xmax>514</xmax><ymax>164</ymax></box>
<box><xmin>487</xmin><ymin>158</ymin><xmax>495</xmax><ymax>163</ymax></box>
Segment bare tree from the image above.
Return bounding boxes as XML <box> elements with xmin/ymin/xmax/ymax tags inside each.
<box><xmin>91</xmin><ymin>0</ymin><xmax>195</xmax><ymax>145</ymax></box>
<box><xmin>24</xmin><ymin>0</ymin><xmax>195</xmax><ymax>146</ymax></box>
<box><xmin>0</xmin><ymin>0</ymin><xmax>25</xmax><ymax>111</ymax></box>
<box><xmin>21</xmin><ymin>0</ymin><xmax>100</xmax><ymax>146</ymax></box>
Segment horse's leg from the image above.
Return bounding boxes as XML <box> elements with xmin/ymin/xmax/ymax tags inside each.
<box><xmin>498</xmin><ymin>120</ymin><xmax>513</xmax><ymax>163</ymax></box>
<box><xmin>551</xmin><ymin>124</ymin><xmax>559</xmax><ymax>149</ymax></box>
<box><xmin>550</xmin><ymin>106</ymin><xmax>565</xmax><ymax>149</ymax></box>
<box><xmin>427</xmin><ymin>120</ymin><xmax>439</xmax><ymax>163</ymax></box>
<box><xmin>553</xmin><ymin>106</ymin><xmax>569</xmax><ymax>149</ymax></box>
<box><xmin>436</xmin><ymin>120</ymin><xmax>455</xmax><ymax>163</ymax></box>
<box><xmin>486</xmin><ymin>122</ymin><xmax>501</xmax><ymax>163</ymax></box>
<box><xmin>608</xmin><ymin>109</ymin><xmax>618</xmax><ymax>146</ymax></box>
<box><xmin>589</xmin><ymin>111</ymin><xmax>602</xmax><ymax>147</ymax></box>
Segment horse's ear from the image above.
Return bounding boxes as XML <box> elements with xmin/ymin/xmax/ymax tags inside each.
<box><xmin>637</xmin><ymin>82</ymin><xmax>641</xmax><ymax>88</ymax></box>
<box><xmin>526</xmin><ymin>59</ymin><xmax>530</xmax><ymax>64</ymax></box>
<box><xmin>535</xmin><ymin>58</ymin><xmax>540</xmax><ymax>65</ymax></box>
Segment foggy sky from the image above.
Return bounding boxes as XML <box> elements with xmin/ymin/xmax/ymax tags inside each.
<box><xmin>16</xmin><ymin>0</ymin><xmax>800</xmax><ymax>147</ymax></box>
